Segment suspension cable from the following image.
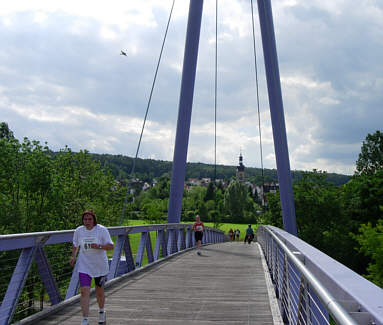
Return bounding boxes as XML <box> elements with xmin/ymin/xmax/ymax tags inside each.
<box><xmin>214</xmin><ymin>0</ymin><xmax>218</xmax><ymax>184</ymax></box>
<box><xmin>250</xmin><ymin>0</ymin><xmax>265</xmax><ymax>206</ymax></box>
<box><xmin>213</xmin><ymin>0</ymin><xmax>218</xmax><ymax>227</ymax></box>
<box><xmin>120</xmin><ymin>0</ymin><xmax>176</xmax><ymax>225</ymax></box>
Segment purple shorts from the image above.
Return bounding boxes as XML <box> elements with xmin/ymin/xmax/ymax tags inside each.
<box><xmin>79</xmin><ymin>272</ymin><xmax>107</xmax><ymax>288</ymax></box>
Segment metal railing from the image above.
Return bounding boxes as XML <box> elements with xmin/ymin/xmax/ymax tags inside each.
<box><xmin>0</xmin><ymin>224</ymin><xmax>225</xmax><ymax>325</ymax></box>
<box><xmin>257</xmin><ymin>225</ymin><xmax>383</xmax><ymax>325</ymax></box>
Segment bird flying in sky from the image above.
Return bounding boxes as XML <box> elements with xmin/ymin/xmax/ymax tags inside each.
<box><xmin>120</xmin><ymin>50</ymin><xmax>127</xmax><ymax>56</ymax></box>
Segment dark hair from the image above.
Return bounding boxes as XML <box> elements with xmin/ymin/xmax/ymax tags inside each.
<box><xmin>248</xmin><ymin>224</ymin><xmax>252</xmax><ymax>227</ymax></box>
<box><xmin>82</xmin><ymin>210</ymin><xmax>97</xmax><ymax>225</ymax></box>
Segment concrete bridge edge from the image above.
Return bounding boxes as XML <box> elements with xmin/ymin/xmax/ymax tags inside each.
<box><xmin>256</xmin><ymin>242</ymin><xmax>284</xmax><ymax>325</ymax></box>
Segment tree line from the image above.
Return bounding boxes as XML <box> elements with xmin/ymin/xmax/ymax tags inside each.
<box><xmin>127</xmin><ymin>176</ymin><xmax>262</xmax><ymax>227</ymax></box>
<box><xmin>262</xmin><ymin>130</ymin><xmax>383</xmax><ymax>287</ymax></box>
<box><xmin>0</xmin><ymin>123</ymin><xmax>125</xmax><ymax>234</ymax></box>
<box><xmin>91</xmin><ymin>153</ymin><xmax>350</xmax><ymax>186</ymax></box>
<box><xmin>1</xmin><ymin>122</ymin><xmax>382</xmax><ymax>288</ymax></box>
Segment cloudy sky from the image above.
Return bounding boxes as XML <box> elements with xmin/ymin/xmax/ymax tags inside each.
<box><xmin>1</xmin><ymin>0</ymin><xmax>382</xmax><ymax>175</ymax></box>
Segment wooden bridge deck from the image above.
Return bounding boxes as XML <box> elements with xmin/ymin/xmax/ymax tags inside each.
<box><xmin>36</xmin><ymin>242</ymin><xmax>279</xmax><ymax>325</ymax></box>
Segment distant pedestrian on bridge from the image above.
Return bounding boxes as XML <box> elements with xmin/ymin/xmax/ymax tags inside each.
<box><xmin>69</xmin><ymin>210</ymin><xmax>114</xmax><ymax>325</ymax></box>
<box><xmin>236</xmin><ymin>229</ymin><xmax>240</xmax><ymax>241</ymax></box>
<box><xmin>193</xmin><ymin>215</ymin><xmax>205</xmax><ymax>255</ymax></box>
<box><xmin>244</xmin><ymin>224</ymin><xmax>254</xmax><ymax>244</ymax></box>
<box><xmin>228</xmin><ymin>228</ymin><xmax>234</xmax><ymax>241</ymax></box>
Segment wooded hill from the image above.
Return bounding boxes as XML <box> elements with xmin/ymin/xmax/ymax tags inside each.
<box><xmin>91</xmin><ymin>153</ymin><xmax>351</xmax><ymax>185</ymax></box>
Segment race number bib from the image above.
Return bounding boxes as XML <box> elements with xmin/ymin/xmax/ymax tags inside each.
<box><xmin>82</xmin><ymin>237</ymin><xmax>97</xmax><ymax>252</ymax></box>
<box><xmin>196</xmin><ymin>225</ymin><xmax>203</xmax><ymax>231</ymax></box>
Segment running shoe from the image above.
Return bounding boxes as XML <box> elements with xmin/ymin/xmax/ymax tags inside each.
<box><xmin>197</xmin><ymin>251</ymin><xmax>201</xmax><ymax>255</ymax></box>
<box><xmin>81</xmin><ymin>319</ymin><xmax>89</xmax><ymax>325</ymax></box>
<box><xmin>99</xmin><ymin>310</ymin><xmax>106</xmax><ymax>324</ymax></box>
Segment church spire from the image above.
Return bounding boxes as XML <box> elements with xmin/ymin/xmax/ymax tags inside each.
<box><xmin>236</xmin><ymin>151</ymin><xmax>245</xmax><ymax>182</ymax></box>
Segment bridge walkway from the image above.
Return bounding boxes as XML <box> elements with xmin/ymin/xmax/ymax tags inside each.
<box><xmin>36</xmin><ymin>242</ymin><xmax>279</xmax><ymax>325</ymax></box>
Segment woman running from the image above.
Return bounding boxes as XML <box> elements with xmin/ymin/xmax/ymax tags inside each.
<box><xmin>70</xmin><ymin>210</ymin><xmax>114</xmax><ymax>325</ymax></box>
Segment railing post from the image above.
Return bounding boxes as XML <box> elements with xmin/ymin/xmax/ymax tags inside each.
<box><xmin>146</xmin><ymin>232</ymin><xmax>154</xmax><ymax>263</ymax></box>
<box><xmin>274</xmin><ymin>241</ymin><xmax>279</xmax><ymax>299</ymax></box>
<box><xmin>167</xmin><ymin>229</ymin><xmax>176</xmax><ymax>255</ymax></box>
<box><xmin>107</xmin><ymin>234</ymin><xmax>126</xmax><ymax>280</ymax></box>
<box><xmin>123</xmin><ymin>234</ymin><xmax>136</xmax><ymax>272</ymax></box>
<box><xmin>283</xmin><ymin>253</ymin><xmax>292</xmax><ymax>324</ymax></box>
<box><xmin>136</xmin><ymin>232</ymin><xmax>153</xmax><ymax>267</ymax></box>
<box><xmin>65</xmin><ymin>256</ymin><xmax>80</xmax><ymax>300</ymax></box>
<box><xmin>154</xmin><ymin>230</ymin><xmax>167</xmax><ymax>260</ymax></box>
<box><xmin>161</xmin><ymin>230</ymin><xmax>168</xmax><ymax>258</ymax></box>
<box><xmin>35</xmin><ymin>245</ymin><xmax>62</xmax><ymax>305</ymax></box>
<box><xmin>185</xmin><ymin>227</ymin><xmax>192</xmax><ymax>248</ymax></box>
<box><xmin>0</xmin><ymin>247</ymin><xmax>36</xmax><ymax>325</ymax></box>
<box><xmin>297</xmin><ymin>277</ymin><xmax>310</xmax><ymax>325</ymax></box>
<box><xmin>177</xmin><ymin>228</ymin><xmax>185</xmax><ymax>251</ymax></box>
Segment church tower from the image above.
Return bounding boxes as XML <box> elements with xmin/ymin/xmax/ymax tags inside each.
<box><xmin>236</xmin><ymin>152</ymin><xmax>245</xmax><ymax>182</ymax></box>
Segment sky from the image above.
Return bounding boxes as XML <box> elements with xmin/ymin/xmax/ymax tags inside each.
<box><xmin>1</xmin><ymin>0</ymin><xmax>382</xmax><ymax>176</ymax></box>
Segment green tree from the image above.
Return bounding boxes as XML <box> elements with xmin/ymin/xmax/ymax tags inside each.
<box><xmin>353</xmin><ymin>218</ymin><xmax>383</xmax><ymax>287</ymax></box>
<box><xmin>0</xmin><ymin>122</ymin><xmax>14</xmax><ymax>140</ymax></box>
<box><xmin>142</xmin><ymin>198</ymin><xmax>167</xmax><ymax>224</ymax></box>
<box><xmin>0</xmin><ymin>136</ymin><xmax>54</xmax><ymax>233</ymax></box>
<box><xmin>340</xmin><ymin>171</ymin><xmax>383</xmax><ymax>274</ymax></box>
<box><xmin>356</xmin><ymin>130</ymin><xmax>383</xmax><ymax>175</ymax></box>
<box><xmin>204</xmin><ymin>182</ymin><xmax>215</xmax><ymax>201</ymax></box>
<box><xmin>223</xmin><ymin>181</ymin><xmax>249</xmax><ymax>223</ymax></box>
<box><xmin>261</xmin><ymin>191</ymin><xmax>283</xmax><ymax>228</ymax></box>
<box><xmin>49</xmin><ymin>147</ymin><xmax>119</xmax><ymax>229</ymax></box>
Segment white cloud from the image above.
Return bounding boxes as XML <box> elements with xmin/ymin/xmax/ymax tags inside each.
<box><xmin>0</xmin><ymin>0</ymin><xmax>382</xmax><ymax>176</ymax></box>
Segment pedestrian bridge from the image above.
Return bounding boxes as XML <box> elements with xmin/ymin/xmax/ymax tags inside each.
<box><xmin>1</xmin><ymin>225</ymin><xmax>383</xmax><ymax>325</ymax></box>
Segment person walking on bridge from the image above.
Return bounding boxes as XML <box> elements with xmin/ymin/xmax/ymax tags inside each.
<box><xmin>193</xmin><ymin>215</ymin><xmax>205</xmax><ymax>255</ymax></box>
<box><xmin>70</xmin><ymin>210</ymin><xmax>114</xmax><ymax>325</ymax></box>
<box><xmin>244</xmin><ymin>224</ymin><xmax>254</xmax><ymax>244</ymax></box>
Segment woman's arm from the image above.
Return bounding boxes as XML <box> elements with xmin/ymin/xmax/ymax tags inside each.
<box><xmin>95</xmin><ymin>243</ymin><xmax>114</xmax><ymax>251</ymax></box>
<box><xmin>69</xmin><ymin>245</ymin><xmax>79</xmax><ymax>266</ymax></box>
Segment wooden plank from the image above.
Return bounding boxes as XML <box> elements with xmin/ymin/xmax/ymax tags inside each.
<box><xmin>37</xmin><ymin>243</ymin><xmax>275</xmax><ymax>324</ymax></box>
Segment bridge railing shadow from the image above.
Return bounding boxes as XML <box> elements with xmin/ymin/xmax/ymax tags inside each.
<box><xmin>0</xmin><ymin>224</ymin><xmax>225</xmax><ymax>325</ymax></box>
<box><xmin>258</xmin><ymin>225</ymin><xmax>383</xmax><ymax>325</ymax></box>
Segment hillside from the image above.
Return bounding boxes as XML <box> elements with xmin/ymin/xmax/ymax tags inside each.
<box><xmin>91</xmin><ymin>153</ymin><xmax>351</xmax><ymax>186</ymax></box>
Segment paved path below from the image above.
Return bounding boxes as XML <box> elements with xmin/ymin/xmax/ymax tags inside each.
<box><xmin>37</xmin><ymin>242</ymin><xmax>276</xmax><ymax>325</ymax></box>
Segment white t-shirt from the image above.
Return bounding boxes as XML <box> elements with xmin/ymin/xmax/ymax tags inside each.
<box><xmin>73</xmin><ymin>224</ymin><xmax>113</xmax><ymax>277</ymax></box>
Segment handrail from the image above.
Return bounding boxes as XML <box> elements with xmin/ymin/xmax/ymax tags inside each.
<box><xmin>257</xmin><ymin>225</ymin><xmax>383</xmax><ymax>325</ymax></box>
<box><xmin>260</xmin><ymin>226</ymin><xmax>357</xmax><ymax>325</ymax></box>
<box><xmin>0</xmin><ymin>224</ymin><xmax>222</xmax><ymax>251</ymax></box>
<box><xmin>0</xmin><ymin>223</ymin><xmax>225</xmax><ymax>325</ymax></box>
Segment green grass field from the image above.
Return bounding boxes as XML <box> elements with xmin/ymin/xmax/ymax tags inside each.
<box><xmin>123</xmin><ymin>219</ymin><xmax>257</xmax><ymax>241</ymax></box>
